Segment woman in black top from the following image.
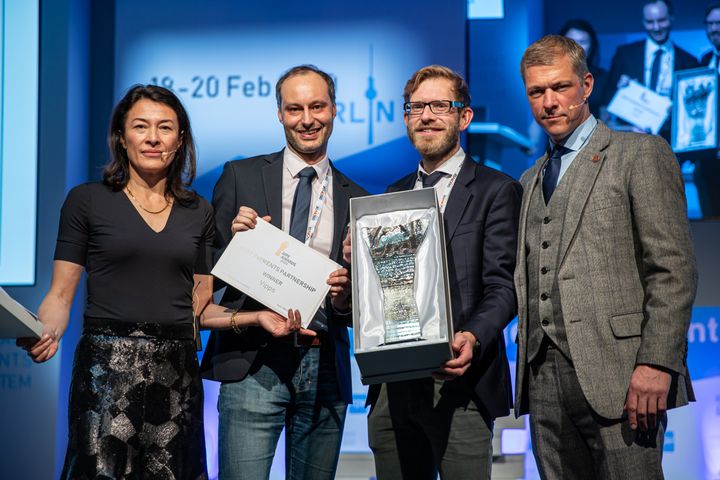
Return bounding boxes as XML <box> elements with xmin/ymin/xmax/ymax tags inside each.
<box><xmin>18</xmin><ymin>85</ymin><xmax>310</xmax><ymax>479</ymax></box>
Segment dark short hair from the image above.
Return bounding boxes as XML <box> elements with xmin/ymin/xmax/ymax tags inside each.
<box><xmin>559</xmin><ymin>19</ymin><xmax>600</xmax><ymax>67</ymax></box>
<box><xmin>402</xmin><ymin>65</ymin><xmax>470</xmax><ymax>107</ymax></box>
<box><xmin>520</xmin><ymin>35</ymin><xmax>589</xmax><ymax>82</ymax></box>
<box><xmin>104</xmin><ymin>84</ymin><xmax>197</xmax><ymax>204</ymax></box>
<box><xmin>275</xmin><ymin>65</ymin><xmax>336</xmax><ymax>108</ymax></box>
<box><xmin>643</xmin><ymin>0</ymin><xmax>673</xmax><ymax>16</ymax></box>
<box><xmin>705</xmin><ymin>2</ymin><xmax>720</xmax><ymax>19</ymax></box>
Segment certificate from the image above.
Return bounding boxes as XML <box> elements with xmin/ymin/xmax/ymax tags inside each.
<box><xmin>0</xmin><ymin>287</ymin><xmax>42</xmax><ymax>338</ymax></box>
<box><xmin>211</xmin><ymin>219</ymin><xmax>340</xmax><ymax>328</ymax></box>
<box><xmin>607</xmin><ymin>80</ymin><xmax>672</xmax><ymax>135</ymax></box>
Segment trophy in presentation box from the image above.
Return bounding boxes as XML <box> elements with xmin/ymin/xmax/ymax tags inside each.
<box><xmin>350</xmin><ymin>189</ymin><xmax>453</xmax><ymax>385</ymax></box>
<box><xmin>672</xmin><ymin>67</ymin><xmax>718</xmax><ymax>153</ymax></box>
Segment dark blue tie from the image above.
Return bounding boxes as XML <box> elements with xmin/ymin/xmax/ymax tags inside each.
<box><xmin>649</xmin><ymin>49</ymin><xmax>663</xmax><ymax>92</ymax></box>
<box><xmin>419</xmin><ymin>171</ymin><xmax>445</xmax><ymax>188</ymax></box>
<box><xmin>543</xmin><ymin>145</ymin><xmax>566</xmax><ymax>203</ymax></box>
<box><xmin>289</xmin><ymin>166</ymin><xmax>317</xmax><ymax>242</ymax></box>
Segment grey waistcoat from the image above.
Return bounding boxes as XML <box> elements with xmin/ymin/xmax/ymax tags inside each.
<box><xmin>525</xmin><ymin>158</ymin><xmax>583</xmax><ymax>363</ymax></box>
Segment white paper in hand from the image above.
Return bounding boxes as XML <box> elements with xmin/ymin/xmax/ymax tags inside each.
<box><xmin>0</xmin><ymin>287</ymin><xmax>42</xmax><ymax>338</ymax></box>
<box><xmin>211</xmin><ymin>218</ymin><xmax>340</xmax><ymax>328</ymax></box>
<box><xmin>607</xmin><ymin>80</ymin><xmax>672</xmax><ymax>134</ymax></box>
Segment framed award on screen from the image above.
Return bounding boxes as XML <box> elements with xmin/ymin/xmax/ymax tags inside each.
<box><xmin>672</xmin><ymin>67</ymin><xmax>718</xmax><ymax>153</ymax></box>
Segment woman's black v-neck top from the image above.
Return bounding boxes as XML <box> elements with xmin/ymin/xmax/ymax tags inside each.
<box><xmin>54</xmin><ymin>182</ymin><xmax>215</xmax><ymax>326</ymax></box>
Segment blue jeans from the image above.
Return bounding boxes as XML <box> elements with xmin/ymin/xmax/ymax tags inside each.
<box><xmin>218</xmin><ymin>344</ymin><xmax>347</xmax><ymax>480</ymax></box>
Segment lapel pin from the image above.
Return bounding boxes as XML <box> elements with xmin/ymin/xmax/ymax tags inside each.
<box><xmin>591</xmin><ymin>154</ymin><xmax>601</xmax><ymax>163</ymax></box>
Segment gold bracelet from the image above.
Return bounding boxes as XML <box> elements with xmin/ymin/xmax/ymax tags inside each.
<box><xmin>229</xmin><ymin>310</ymin><xmax>247</xmax><ymax>335</ymax></box>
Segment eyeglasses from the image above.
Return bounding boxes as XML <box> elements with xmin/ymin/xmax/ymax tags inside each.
<box><xmin>403</xmin><ymin>100</ymin><xmax>465</xmax><ymax>116</ymax></box>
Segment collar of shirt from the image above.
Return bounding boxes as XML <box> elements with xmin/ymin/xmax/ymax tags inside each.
<box><xmin>551</xmin><ymin>115</ymin><xmax>597</xmax><ymax>153</ymax></box>
<box><xmin>711</xmin><ymin>48</ymin><xmax>720</xmax><ymax>69</ymax></box>
<box><xmin>283</xmin><ymin>147</ymin><xmax>330</xmax><ymax>181</ymax></box>
<box><xmin>548</xmin><ymin>114</ymin><xmax>598</xmax><ymax>184</ymax></box>
<box><xmin>645</xmin><ymin>36</ymin><xmax>673</xmax><ymax>57</ymax></box>
<box><xmin>413</xmin><ymin>147</ymin><xmax>465</xmax><ymax>212</ymax></box>
<box><xmin>281</xmin><ymin>147</ymin><xmax>333</xmax><ymax>257</ymax></box>
<box><xmin>417</xmin><ymin>146</ymin><xmax>465</xmax><ymax>180</ymax></box>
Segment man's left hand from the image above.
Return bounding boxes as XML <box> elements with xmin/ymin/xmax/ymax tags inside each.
<box><xmin>433</xmin><ymin>331</ymin><xmax>477</xmax><ymax>381</ymax></box>
<box><xmin>624</xmin><ymin>364</ymin><xmax>672</xmax><ymax>431</ymax></box>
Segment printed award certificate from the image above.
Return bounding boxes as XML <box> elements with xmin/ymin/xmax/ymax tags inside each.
<box><xmin>0</xmin><ymin>287</ymin><xmax>42</xmax><ymax>338</ymax></box>
<box><xmin>607</xmin><ymin>80</ymin><xmax>672</xmax><ymax>135</ymax></box>
<box><xmin>211</xmin><ymin>218</ymin><xmax>340</xmax><ymax>328</ymax></box>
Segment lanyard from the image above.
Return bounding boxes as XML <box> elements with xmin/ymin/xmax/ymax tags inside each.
<box><xmin>304</xmin><ymin>170</ymin><xmax>331</xmax><ymax>244</ymax></box>
<box><xmin>438</xmin><ymin>169</ymin><xmax>460</xmax><ymax>213</ymax></box>
<box><xmin>424</xmin><ymin>160</ymin><xmax>463</xmax><ymax>213</ymax></box>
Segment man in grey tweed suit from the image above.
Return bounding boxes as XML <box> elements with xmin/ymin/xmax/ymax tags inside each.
<box><xmin>514</xmin><ymin>35</ymin><xmax>697</xmax><ymax>479</ymax></box>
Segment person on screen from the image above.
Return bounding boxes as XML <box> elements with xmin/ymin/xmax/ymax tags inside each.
<box><xmin>602</xmin><ymin>0</ymin><xmax>698</xmax><ymax>141</ymax></box>
<box><xmin>515</xmin><ymin>35</ymin><xmax>697</xmax><ymax>478</ymax></box>
<box><xmin>560</xmin><ymin>19</ymin><xmax>608</xmax><ymax>118</ymax></box>
<box><xmin>16</xmin><ymin>85</ymin><xmax>306</xmax><ymax>479</ymax></box>
<box><xmin>345</xmin><ymin>65</ymin><xmax>521</xmax><ymax>479</ymax></box>
<box><xmin>695</xmin><ymin>2</ymin><xmax>720</xmax><ymax>218</ymax></box>
<box><xmin>200</xmin><ymin>65</ymin><xmax>367</xmax><ymax>480</ymax></box>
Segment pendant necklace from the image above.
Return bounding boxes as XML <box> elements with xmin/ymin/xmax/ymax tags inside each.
<box><xmin>125</xmin><ymin>185</ymin><xmax>171</xmax><ymax>214</ymax></box>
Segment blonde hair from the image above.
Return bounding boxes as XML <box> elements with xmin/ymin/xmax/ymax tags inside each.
<box><xmin>520</xmin><ymin>35</ymin><xmax>589</xmax><ymax>82</ymax></box>
<box><xmin>403</xmin><ymin>65</ymin><xmax>470</xmax><ymax>106</ymax></box>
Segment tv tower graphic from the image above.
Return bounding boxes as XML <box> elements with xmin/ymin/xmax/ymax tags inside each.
<box><xmin>365</xmin><ymin>44</ymin><xmax>377</xmax><ymax>145</ymax></box>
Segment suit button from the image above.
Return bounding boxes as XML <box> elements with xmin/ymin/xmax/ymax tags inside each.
<box><xmin>541</xmin><ymin>241</ymin><xmax>550</xmax><ymax>249</ymax></box>
<box><xmin>540</xmin><ymin>293</ymin><xmax>549</xmax><ymax>301</ymax></box>
<box><xmin>541</xmin><ymin>319</ymin><xmax>550</xmax><ymax>326</ymax></box>
<box><xmin>543</xmin><ymin>216</ymin><xmax>551</xmax><ymax>224</ymax></box>
<box><xmin>540</xmin><ymin>267</ymin><xmax>548</xmax><ymax>274</ymax></box>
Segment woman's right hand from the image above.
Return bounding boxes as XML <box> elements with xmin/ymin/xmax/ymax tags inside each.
<box><xmin>20</xmin><ymin>259</ymin><xmax>83</xmax><ymax>363</ymax></box>
<box><xmin>256</xmin><ymin>309</ymin><xmax>317</xmax><ymax>338</ymax></box>
<box><xmin>16</xmin><ymin>328</ymin><xmax>59</xmax><ymax>363</ymax></box>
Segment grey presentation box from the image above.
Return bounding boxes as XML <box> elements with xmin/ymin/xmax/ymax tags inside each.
<box><xmin>350</xmin><ymin>188</ymin><xmax>453</xmax><ymax>385</ymax></box>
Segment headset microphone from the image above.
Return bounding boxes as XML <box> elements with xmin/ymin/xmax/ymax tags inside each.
<box><xmin>160</xmin><ymin>149</ymin><xmax>178</xmax><ymax>161</ymax></box>
<box><xmin>567</xmin><ymin>98</ymin><xmax>587</xmax><ymax>111</ymax></box>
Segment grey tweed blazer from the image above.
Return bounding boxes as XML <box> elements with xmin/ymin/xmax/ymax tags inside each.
<box><xmin>514</xmin><ymin>121</ymin><xmax>697</xmax><ymax>419</ymax></box>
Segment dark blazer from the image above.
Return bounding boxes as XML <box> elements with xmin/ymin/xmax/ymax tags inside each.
<box><xmin>700</xmin><ymin>50</ymin><xmax>715</xmax><ymax>66</ymax></box>
<box><xmin>199</xmin><ymin>150</ymin><xmax>368</xmax><ymax>404</ymax></box>
<box><xmin>365</xmin><ymin>156</ymin><xmax>523</xmax><ymax>420</ymax></box>
<box><xmin>603</xmin><ymin>40</ymin><xmax>699</xmax><ymax>107</ymax></box>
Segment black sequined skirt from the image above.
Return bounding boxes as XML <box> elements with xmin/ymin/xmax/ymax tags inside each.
<box><xmin>61</xmin><ymin>321</ymin><xmax>207</xmax><ymax>480</ymax></box>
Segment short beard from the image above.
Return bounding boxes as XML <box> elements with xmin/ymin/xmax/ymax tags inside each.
<box><xmin>408</xmin><ymin>122</ymin><xmax>460</xmax><ymax>164</ymax></box>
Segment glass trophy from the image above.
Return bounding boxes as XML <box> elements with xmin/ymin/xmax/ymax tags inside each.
<box><xmin>361</xmin><ymin>215</ymin><xmax>430</xmax><ymax>344</ymax></box>
<box><xmin>683</xmin><ymin>81</ymin><xmax>713</xmax><ymax>146</ymax></box>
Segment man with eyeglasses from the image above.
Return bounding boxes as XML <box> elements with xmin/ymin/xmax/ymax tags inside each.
<box><xmin>363</xmin><ymin>65</ymin><xmax>522</xmax><ymax>479</ymax></box>
<box><xmin>695</xmin><ymin>2</ymin><xmax>720</xmax><ymax>218</ymax></box>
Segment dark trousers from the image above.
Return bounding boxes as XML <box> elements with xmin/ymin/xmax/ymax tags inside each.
<box><xmin>528</xmin><ymin>342</ymin><xmax>666</xmax><ymax>480</ymax></box>
<box><xmin>368</xmin><ymin>378</ymin><xmax>493</xmax><ymax>480</ymax></box>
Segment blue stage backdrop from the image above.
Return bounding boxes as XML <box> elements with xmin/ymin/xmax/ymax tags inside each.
<box><xmin>0</xmin><ymin>0</ymin><xmax>39</xmax><ymax>285</ymax></box>
<box><xmin>114</xmin><ymin>1</ymin><xmax>465</xmax><ymax>477</ymax></box>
